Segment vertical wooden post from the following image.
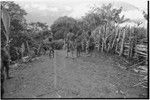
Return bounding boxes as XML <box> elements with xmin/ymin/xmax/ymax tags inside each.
<box><xmin>101</xmin><ymin>38</ymin><xmax>104</xmax><ymax>52</ymax></box>
<box><xmin>130</xmin><ymin>28</ymin><xmax>136</xmax><ymax>59</ymax></box>
<box><xmin>119</xmin><ymin>28</ymin><xmax>126</xmax><ymax>56</ymax></box>
<box><xmin>126</xmin><ymin>28</ymin><xmax>131</xmax><ymax>59</ymax></box>
<box><xmin>111</xmin><ymin>27</ymin><xmax>118</xmax><ymax>50</ymax></box>
<box><xmin>129</xmin><ymin>37</ymin><xmax>134</xmax><ymax>59</ymax></box>
<box><xmin>98</xmin><ymin>29</ymin><xmax>101</xmax><ymax>52</ymax></box>
<box><xmin>86</xmin><ymin>40</ymin><xmax>89</xmax><ymax>54</ymax></box>
<box><xmin>98</xmin><ymin>41</ymin><xmax>100</xmax><ymax>51</ymax></box>
<box><xmin>115</xmin><ymin>30</ymin><xmax>119</xmax><ymax>54</ymax></box>
<box><xmin>104</xmin><ymin>24</ymin><xmax>108</xmax><ymax>51</ymax></box>
<box><xmin>101</xmin><ymin>25</ymin><xmax>106</xmax><ymax>52</ymax></box>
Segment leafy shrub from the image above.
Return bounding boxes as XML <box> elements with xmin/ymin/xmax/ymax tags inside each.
<box><xmin>9</xmin><ymin>46</ymin><xmax>21</xmax><ymax>61</ymax></box>
<box><xmin>53</xmin><ymin>39</ymin><xmax>64</xmax><ymax>50</ymax></box>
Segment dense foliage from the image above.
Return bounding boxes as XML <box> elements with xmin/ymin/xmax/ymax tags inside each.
<box><xmin>1</xmin><ymin>1</ymin><xmax>147</xmax><ymax>61</ymax></box>
<box><xmin>1</xmin><ymin>1</ymin><xmax>52</xmax><ymax>61</ymax></box>
<box><xmin>51</xmin><ymin>16</ymin><xmax>79</xmax><ymax>40</ymax></box>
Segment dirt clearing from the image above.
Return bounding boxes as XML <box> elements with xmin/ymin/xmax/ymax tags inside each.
<box><xmin>3</xmin><ymin>50</ymin><xmax>147</xmax><ymax>98</ymax></box>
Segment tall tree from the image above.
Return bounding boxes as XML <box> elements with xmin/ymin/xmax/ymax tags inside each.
<box><xmin>28</xmin><ymin>22</ymin><xmax>49</xmax><ymax>33</ymax></box>
<box><xmin>1</xmin><ymin>1</ymin><xmax>31</xmax><ymax>61</ymax></box>
<box><xmin>51</xmin><ymin>16</ymin><xmax>79</xmax><ymax>40</ymax></box>
<box><xmin>1</xmin><ymin>1</ymin><xmax>27</xmax><ymax>34</ymax></box>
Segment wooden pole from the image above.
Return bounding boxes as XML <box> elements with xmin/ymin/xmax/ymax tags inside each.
<box><xmin>101</xmin><ymin>39</ymin><xmax>104</xmax><ymax>52</ymax></box>
<box><xmin>101</xmin><ymin>26</ymin><xmax>105</xmax><ymax>52</ymax></box>
<box><xmin>127</xmin><ymin>28</ymin><xmax>130</xmax><ymax>59</ymax></box>
<box><xmin>119</xmin><ymin>28</ymin><xmax>126</xmax><ymax>56</ymax></box>
<box><xmin>129</xmin><ymin>27</ymin><xmax>135</xmax><ymax>58</ymax></box>
<box><xmin>129</xmin><ymin>37</ymin><xmax>134</xmax><ymax>58</ymax></box>
<box><xmin>98</xmin><ymin>28</ymin><xmax>101</xmax><ymax>52</ymax></box>
<box><xmin>115</xmin><ymin>29</ymin><xmax>120</xmax><ymax>54</ymax></box>
<box><xmin>111</xmin><ymin>27</ymin><xmax>119</xmax><ymax>50</ymax></box>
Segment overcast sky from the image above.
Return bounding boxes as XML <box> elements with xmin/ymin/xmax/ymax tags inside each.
<box><xmin>6</xmin><ymin>0</ymin><xmax>147</xmax><ymax>10</ymax></box>
<box><xmin>3</xmin><ymin>0</ymin><xmax>148</xmax><ymax>26</ymax></box>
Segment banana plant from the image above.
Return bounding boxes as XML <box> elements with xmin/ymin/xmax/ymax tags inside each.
<box><xmin>1</xmin><ymin>5</ymin><xmax>11</xmax><ymax>63</ymax></box>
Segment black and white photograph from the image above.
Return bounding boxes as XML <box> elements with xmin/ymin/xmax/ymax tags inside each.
<box><xmin>1</xmin><ymin>0</ymin><xmax>149</xmax><ymax>99</ymax></box>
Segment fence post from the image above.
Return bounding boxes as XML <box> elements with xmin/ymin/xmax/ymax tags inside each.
<box><xmin>119</xmin><ymin>28</ymin><xmax>126</xmax><ymax>56</ymax></box>
<box><xmin>128</xmin><ymin>37</ymin><xmax>133</xmax><ymax>59</ymax></box>
<box><xmin>111</xmin><ymin>27</ymin><xmax>118</xmax><ymax>50</ymax></box>
<box><xmin>129</xmin><ymin>27</ymin><xmax>135</xmax><ymax>59</ymax></box>
<box><xmin>101</xmin><ymin>38</ymin><xmax>104</xmax><ymax>52</ymax></box>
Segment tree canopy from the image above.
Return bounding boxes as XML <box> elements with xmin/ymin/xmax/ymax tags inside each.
<box><xmin>1</xmin><ymin>1</ymin><xmax>27</xmax><ymax>33</ymax></box>
<box><xmin>51</xmin><ymin>16</ymin><xmax>79</xmax><ymax>40</ymax></box>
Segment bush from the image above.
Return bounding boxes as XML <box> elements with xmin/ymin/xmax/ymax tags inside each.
<box><xmin>9</xmin><ymin>46</ymin><xmax>21</xmax><ymax>61</ymax></box>
<box><xmin>53</xmin><ymin>39</ymin><xmax>64</xmax><ymax>50</ymax></box>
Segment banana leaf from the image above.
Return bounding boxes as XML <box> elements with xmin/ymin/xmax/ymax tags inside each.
<box><xmin>1</xmin><ymin>6</ymin><xmax>10</xmax><ymax>42</ymax></box>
